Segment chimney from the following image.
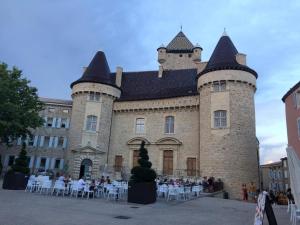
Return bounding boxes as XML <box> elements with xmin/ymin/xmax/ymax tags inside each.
<box><xmin>236</xmin><ymin>53</ymin><xmax>247</xmax><ymax>65</ymax></box>
<box><xmin>158</xmin><ymin>65</ymin><xmax>163</xmax><ymax>78</ymax></box>
<box><xmin>116</xmin><ymin>66</ymin><xmax>123</xmax><ymax>87</ymax></box>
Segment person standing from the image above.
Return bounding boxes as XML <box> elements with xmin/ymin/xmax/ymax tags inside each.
<box><xmin>242</xmin><ymin>184</ymin><xmax>248</xmax><ymax>201</ymax></box>
<box><xmin>248</xmin><ymin>181</ymin><xmax>256</xmax><ymax>202</ymax></box>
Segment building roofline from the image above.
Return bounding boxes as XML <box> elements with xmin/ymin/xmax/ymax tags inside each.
<box><xmin>282</xmin><ymin>81</ymin><xmax>300</xmax><ymax>102</ymax></box>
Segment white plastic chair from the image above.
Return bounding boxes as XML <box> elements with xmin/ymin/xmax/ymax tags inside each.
<box><xmin>106</xmin><ymin>185</ymin><xmax>118</xmax><ymax>200</ymax></box>
<box><xmin>184</xmin><ymin>186</ymin><xmax>192</xmax><ymax>199</ymax></box>
<box><xmin>52</xmin><ymin>180</ymin><xmax>66</xmax><ymax>196</ymax></box>
<box><xmin>40</xmin><ymin>180</ymin><xmax>52</xmax><ymax>195</ymax></box>
<box><xmin>82</xmin><ymin>185</ymin><xmax>94</xmax><ymax>199</ymax></box>
<box><xmin>158</xmin><ymin>185</ymin><xmax>168</xmax><ymax>199</ymax></box>
<box><xmin>291</xmin><ymin>204</ymin><xmax>300</xmax><ymax>225</ymax></box>
<box><xmin>167</xmin><ymin>187</ymin><xmax>178</xmax><ymax>201</ymax></box>
<box><xmin>25</xmin><ymin>180</ymin><xmax>35</xmax><ymax>192</ymax></box>
<box><xmin>70</xmin><ymin>181</ymin><xmax>81</xmax><ymax>198</ymax></box>
<box><xmin>177</xmin><ymin>187</ymin><xmax>186</xmax><ymax>200</ymax></box>
<box><xmin>192</xmin><ymin>185</ymin><xmax>201</xmax><ymax>197</ymax></box>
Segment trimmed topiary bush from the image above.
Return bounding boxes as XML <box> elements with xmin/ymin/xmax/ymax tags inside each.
<box><xmin>11</xmin><ymin>142</ymin><xmax>30</xmax><ymax>175</ymax></box>
<box><xmin>130</xmin><ymin>141</ymin><xmax>157</xmax><ymax>183</ymax></box>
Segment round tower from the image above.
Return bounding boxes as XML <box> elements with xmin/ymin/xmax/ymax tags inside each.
<box><xmin>197</xmin><ymin>33</ymin><xmax>259</xmax><ymax>199</ymax></box>
<box><xmin>68</xmin><ymin>51</ymin><xmax>121</xmax><ymax>179</ymax></box>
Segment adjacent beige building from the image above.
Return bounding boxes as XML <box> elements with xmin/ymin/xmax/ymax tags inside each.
<box><xmin>260</xmin><ymin>157</ymin><xmax>290</xmax><ymax>192</ymax></box>
<box><xmin>0</xmin><ymin>31</ymin><xmax>259</xmax><ymax>199</ymax></box>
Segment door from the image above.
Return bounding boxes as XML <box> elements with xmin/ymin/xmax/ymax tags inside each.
<box><xmin>132</xmin><ymin>150</ymin><xmax>139</xmax><ymax>168</ymax></box>
<box><xmin>163</xmin><ymin>150</ymin><xmax>173</xmax><ymax>175</ymax></box>
<box><xmin>114</xmin><ymin>155</ymin><xmax>123</xmax><ymax>172</ymax></box>
<box><xmin>187</xmin><ymin>157</ymin><xmax>196</xmax><ymax>176</ymax></box>
<box><xmin>80</xmin><ymin>159</ymin><xmax>93</xmax><ymax>179</ymax></box>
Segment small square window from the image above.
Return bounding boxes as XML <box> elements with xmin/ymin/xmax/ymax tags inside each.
<box><xmin>63</xmin><ymin>109</ymin><xmax>69</xmax><ymax>114</ymax></box>
<box><xmin>213</xmin><ymin>81</ymin><xmax>226</xmax><ymax>92</ymax></box>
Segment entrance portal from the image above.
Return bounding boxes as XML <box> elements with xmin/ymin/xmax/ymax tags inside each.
<box><xmin>79</xmin><ymin>159</ymin><xmax>93</xmax><ymax>179</ymax></box>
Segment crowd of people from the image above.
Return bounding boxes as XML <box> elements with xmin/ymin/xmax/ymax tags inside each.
<box><xmin>241</xmin><ymin>182</ymin><xmax>295</xmax><ymax>205</ymax></box>
<box><xmin>156</xmin><ymin>176</ymin><xmax>223</xmax><ymax>192</ymax></box>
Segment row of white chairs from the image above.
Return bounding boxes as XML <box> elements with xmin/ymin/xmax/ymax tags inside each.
<box><xmin>157</xmin><ymin>185</ymin><xmax>203</xmax><ymax>201</ymax></box>
<box><xmin>25</xmin><ymin>178</ymin><xmax>128</xmax><ymax>200</ymax></box>
<box><xmin>288</xmin><ymin>200</ymin><xmax>300</xmax><ymax>225</ymax></box>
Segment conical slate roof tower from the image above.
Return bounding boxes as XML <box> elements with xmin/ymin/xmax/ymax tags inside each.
<box><xmin>71</xmin><ymin>51</ymin><xmax>116</xmax><ymax>88</ymax></box>
<box><xmin>199</xmin><ymin>33</ymin><xmax>257</xmax><ymax>77</ymax></box>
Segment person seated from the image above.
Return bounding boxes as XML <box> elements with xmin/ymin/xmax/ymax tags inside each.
<box><xmin>78</xmin><ymin>177</ymin><xmax>86</xmax><ymax>191</ymax></box>
<box><xmin>89</xmin><ymin>179</ymin><xmax>96</xmax><ymax>191</ymax></box>
<box><xmin>100</xmin><ymin>176</ymin><xmax>105</xmax><ymax>184</ymax></box>
<box><xmin>106</xmin><ymin>176</ymin><xmax>111</xmax><ymax>184</ymax></box>
<box><xmin>58</xmin><ymin>174</ymin><xmax>65</xmax><ymax>182</ymax></box>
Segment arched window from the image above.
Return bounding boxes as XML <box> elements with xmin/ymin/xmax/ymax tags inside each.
<box><xmin>214</xmin><ymin>110</ymin><xmax>227</xmax><ymax>128</ymax></box>
<box><xmin>165</xmin><ymin>116</ymin><xmax>174</xmax><ymax>134</ymax></box>
<box><xmin>135</xmin><ymin>118</ymin><xmax>145</xmax><ymax>134</ymax></box>
<box><xmin>86</xmin><ymin>115</ymin><xmax>97</xmax><ymax>131</ymax></box>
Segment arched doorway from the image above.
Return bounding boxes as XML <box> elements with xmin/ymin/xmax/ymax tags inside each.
<box><xmin>79</xmin><ymin>159</ymin><xmax>93</xmax><ymax>179</ymax></box>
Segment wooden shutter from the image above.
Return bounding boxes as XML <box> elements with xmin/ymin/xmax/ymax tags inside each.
<box><xmin>56</xmin><ymin>118</ymin><xmax>61</xmax><ymax>128</ymax></box>
<box><xmin>39</xmin><ymin>136</ymin><xmax>45</xmax><ymax>147</ymax></box>
<box><xmin>163</xmin><ymin>150</ymin><xmax>173</xmax><ymax>175</ymax></box>
<box><xmin>187</xmin><ymin>157</ymin><xmax>196</xmax><ymax>176</ymax></box>
<box><xmin>114</xmin><ymin>155</ymin><xmax>123</xmax><ymax>172</ymax></box>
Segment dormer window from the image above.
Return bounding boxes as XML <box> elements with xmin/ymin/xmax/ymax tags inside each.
<box><xmin>89</xmin><ymin>92</ymin><xmax>100</xmax><ymax>101</ymax></box>
<box><xmin>213</xmin><ymin>81</ymin><xmax>226</xmax><ymax>92</ymax></box>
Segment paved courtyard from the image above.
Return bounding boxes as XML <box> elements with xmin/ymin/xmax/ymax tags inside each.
<box><xmin>0</xmin><ymin>187</ymin><xmax>289</xmax><ymax>225</ymax></box>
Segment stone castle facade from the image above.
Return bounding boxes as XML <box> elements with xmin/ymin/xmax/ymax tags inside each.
<box><xmin>0</xmin><ymin>31</ymin><xmax>259</xmax><ymax>198</ymax></box>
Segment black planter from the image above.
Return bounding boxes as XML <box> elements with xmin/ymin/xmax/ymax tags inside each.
<box><xmin>128</xmin><ymin>181</ymin><xmax>157</xmax><ymax>204</ymax></box>
<box><xmin>2</xmin><ymin>172</ymin><xmax>28</xmax><ymax>190</ymax></box>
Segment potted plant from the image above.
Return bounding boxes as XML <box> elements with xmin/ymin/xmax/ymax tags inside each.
<box><xmin>2</xmin><ymin>143</ymin><xmax>30</xmax><ymax>190</ymax></box>
<box><xmin>128</xmin><ymin>141</ymin><xmax>157</xmax><ymax>204</ymax></box>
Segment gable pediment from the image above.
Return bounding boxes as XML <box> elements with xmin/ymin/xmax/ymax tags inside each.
<box><xmin>155</xmin><ymin>137</ymin><xmax>182</xmax><ymax>145</ymax></box>
<box><xmin>72</xmin><ymin>145</ymin><xmax>106</xmax><ymax>154</ymax></box>
<box><xmin>127</xmin><ymin>137</ymin><xmax>151</xmax><ymax>145</ymax></box>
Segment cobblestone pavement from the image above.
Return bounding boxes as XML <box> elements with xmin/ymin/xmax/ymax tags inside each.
<box><xmin>0</xmin><ymin>187</ymin><xmax>289</xmax><ymax>225</ymax></box>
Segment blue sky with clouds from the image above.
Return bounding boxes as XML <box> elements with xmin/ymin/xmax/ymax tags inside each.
<box><xmin>1</xmin><ymin>0</ymin><xmax>299</xmax><ymax>164</ymax></box>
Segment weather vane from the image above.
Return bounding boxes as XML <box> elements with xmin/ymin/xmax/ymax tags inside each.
<box><xmin>180</xmin><ymin>25</ymin><xmax>182</xmax><ymax>31</ymax></box>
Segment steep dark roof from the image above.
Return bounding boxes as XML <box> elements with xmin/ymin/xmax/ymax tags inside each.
<box><xmin>282</xmin><ymin>81</ymin><xmax>300</xmax><ymax>102</ymax></box>
<box><xmin>198</xmin><ymin>34</ymin><xmax>257</xmax><ymax>78</ymax></box>
<box><xmin>117</xmin><ymin>69</ymin><xmax>198</xmax><ymax>101</ymax></box>
<box><xmin>166</xmin><ymin>31</ymin><xmax>195</xmax><ymax>53</ymax></box>
<box><xmin>70</xmin><ymin>51</ymin><xmax>117</xmax><ymax>88</ymax></box>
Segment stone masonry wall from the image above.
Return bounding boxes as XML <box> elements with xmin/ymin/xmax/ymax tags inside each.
<box><xmin>199</xmin><ymin>79</ymin><xmax>258</xmax><ymax>199</ymax></box>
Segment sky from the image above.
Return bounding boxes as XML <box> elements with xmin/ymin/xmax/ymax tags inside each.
<box><xmin>1</xmin><ymin>0</ymin><xmax>300</xmax><ymax>164</ymax></box>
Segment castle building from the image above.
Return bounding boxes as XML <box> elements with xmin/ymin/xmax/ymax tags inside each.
<box><xmin>0</xmin><ymin>31</ymin><xmax>259</xmax><ymax>198</ymax></box>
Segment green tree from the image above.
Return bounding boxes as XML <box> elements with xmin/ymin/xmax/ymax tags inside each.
<box><xmin>130</xmin><ymin>141</ymin><xmax>157</xmax><ymax>183</ymax></box>
<box><xmin>0</xmin><ymin>63</ymin><xmax>44</xmax><ymax>145</ymax></box>
<box><xmin>11</xmin><ymin>143</ymin><xmax>30</xmax><ymax>174</ymax></box>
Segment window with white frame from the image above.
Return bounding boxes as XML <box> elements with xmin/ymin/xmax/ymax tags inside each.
<box><xmin>57</xmin><ymin>137</ymin><xmax>64</xmax><ymax>148</ymax></box>
<box><xmin>62</xmin><ymin>109</ymin><xmax>69</xmax><ymax>114</ymax></box>
<box><xmin>214</xmin><ymin>110</ymin><xmax>227</xmax><ymax>128</ymax></box>
<box><xmin>46</xmin><ymin>117</ymin><xmax>53</xmax><ymax>127</ymax></box>
<box><xmin>165</xmin><ymin>116</ymin><xmax>175</xmax><ymax>134</ymax></box>
<box><xmin>213</xmin><ymin>80</ymin><xmax>226</xmax><ymax>92</ymax></box>
<box><xmin>89</xmin><ymin>92</ymin><xmax>100</xmax><ymax>101</ymax></box>
<box><xmin>135</xmin><ymin>118</ymin><xmax>145</xmax><ymax>134</ymax></box>
<box><xmin>54</xmin><ymin>159</ymin><xmax>61</xmax><ymax>169</ymax></box>
<box><xmin>27</xmin><ymin>136</ymin><xmax>34</xmax><ymax>146</ymax></box>
<box><xmin>61</xmin><ymin>118</ymin><xmax>69</xmax><ymax>128</ymax></box>
<box><xmin>86</xmin><ymin>115</ymin><xmax>97</xmax><ymax>131</ymax></box>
